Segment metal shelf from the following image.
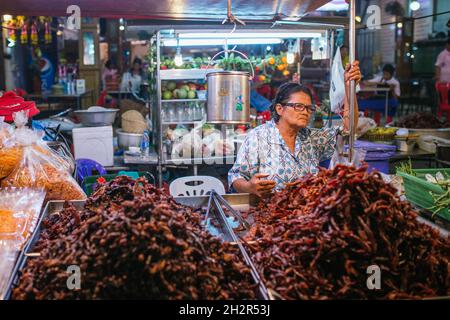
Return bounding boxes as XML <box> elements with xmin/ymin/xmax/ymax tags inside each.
<box><xmin>161</xmin><ymin>120</ymin><xmax>203</xmax><ymax>125</ymax></box>
<box><xmin>160</xmin><ymin>68</ymin><xmax>223</xmax><ymax>80</ymax></box>
<box><xmin>161</xmin><ymin>99</ymin><xmax>206</xmax><ymax>103</ymax></box>
<box><xmin>163</xmin><ymin>155</ymin><xmax>236</xmax><ymax>165</ymax></box>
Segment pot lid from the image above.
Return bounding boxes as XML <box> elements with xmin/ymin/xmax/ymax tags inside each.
<box><xmin>206</xmin><ymin>71</ymin><xmax>251</xmax><ymax>77</ymax></box>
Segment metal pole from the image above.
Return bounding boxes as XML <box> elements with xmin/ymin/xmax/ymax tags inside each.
<box><xmin>328</xmin><ymin>29</ymin><xmax>335</xmax><ymax>128</ymax></box>
<box><xmin>296</xmin><ymin>38</ymin><xmax>301</xmax><ymax>83</ymax></box>
<box><xmin>348</xmin><ymin>0</ymin><xmax>356</xmax><ymax>163</ymax></box>
<box><xmin>156</xmin><ymin>31</ymin><xmax>163</xmax><ymax>187</ymax></box>
<box><xmin>384</xmin><ymin>90</ymin><xmax>388</xmax><ymax>125</ymax></box>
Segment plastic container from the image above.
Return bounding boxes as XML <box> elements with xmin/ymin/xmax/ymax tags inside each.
<box><xmin>73</xmin><ymin>126</ymin><xmax>114</xmax><ymax>166</ymax></box>
<box><xmin>82</xmin><ymin>172</ymin><xmax>154</xmax><ymax>195</ymax></box>
<box><xmin>397</xmin><ymin>168</ymin><xmax>450</xmax><ymax>222</ymax></box>
<box><xmin>353</xmin><ymin>140</ymin><xmax>397</xmax><ymax>174</ymax></box>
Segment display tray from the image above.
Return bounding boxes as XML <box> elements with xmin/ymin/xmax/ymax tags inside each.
<box><xmin>3</xmin><ymin>200</ymin><xmax>85</xmax><ymax>300</ymax></box>
<box><xmin>4</xmin><ymin>195</ymin><xmax>269</xmax><ymax>300</ymax></box>
<box><xmin>6</xmin><ymin>195</ymin><xmax>448</xmax><ymax>300</ymax></box>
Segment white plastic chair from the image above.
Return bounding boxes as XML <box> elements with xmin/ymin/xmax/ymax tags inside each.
<box><xmin>169</xmin><ymin>176</ymin><xmax>226</xmax><ymax>197</ymax></box>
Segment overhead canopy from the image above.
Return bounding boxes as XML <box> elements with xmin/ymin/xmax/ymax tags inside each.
<box><xmin>0</xmin><ymin>0</ymin><xmax>331</xmax><ymax>21</ymax></box>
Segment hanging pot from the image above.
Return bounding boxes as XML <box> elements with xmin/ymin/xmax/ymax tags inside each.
<box><xmin>205</xmin><ymin>49</ymin><xmax>254</xmax><ymax>124</ymax></box>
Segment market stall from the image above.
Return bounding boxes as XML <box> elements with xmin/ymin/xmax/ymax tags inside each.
<box><xmin>0</xmin><ymin>0</ymin><xmax>449</xmax><ymax>302</ymax></box>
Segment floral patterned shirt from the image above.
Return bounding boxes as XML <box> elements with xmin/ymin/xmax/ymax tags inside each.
<box><xmin>228</xmin><ymin>120</ymin><xmax>339</xmax><ymax>191</ymax></box>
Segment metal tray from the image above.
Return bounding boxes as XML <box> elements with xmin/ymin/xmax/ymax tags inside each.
<box><xmin>4</xmin><ymin>196</ymin><xmax>267</xmax><ymax>300</ymax></box>
<box><xmin>3</xmin><ymin>200</ymin><xmax>85</xmax><ymax>300</ymax></box>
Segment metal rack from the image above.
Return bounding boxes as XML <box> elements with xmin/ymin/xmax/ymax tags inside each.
<box><xmin>150</xmin><ymin>9</ymin><xmax>356</xmax><ymax>187</ymax></box>
<box><xmin>154</xmin><ymin>30</ymin><xmax>239</xmax><ymax>187</ymax></box>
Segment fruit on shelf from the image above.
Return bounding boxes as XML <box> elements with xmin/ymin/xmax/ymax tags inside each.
<box><xmin>187</xmin><ymin>90</ymin><xmax>196</xmax><ymax>99</ymax></box>
<box><xmin>162</xmin><ymin>91</ymin><xmax>173</xmax><ymax>100</ymax></box>
<box><xmin>174</xmin><ymin>88</ymin><xmax>188</xmax><ymax>99</ymax></box>
<box><xmin>166</xmin><ymin>81</ymin><xmax>177</xmax><ymax>91</ymax></box>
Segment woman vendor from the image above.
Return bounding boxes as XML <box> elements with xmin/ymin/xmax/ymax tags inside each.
<box><xmin>228</xmin><ymin>61</ymin><xmax>361</xmax><ymax>197</ymax></box>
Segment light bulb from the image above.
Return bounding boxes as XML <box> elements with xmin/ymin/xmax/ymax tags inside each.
<box><xmin>266</xmin><ymin>45</ymin><xmax>272</xmax><ymax>52</ymax></box>
<box><xmin>397</xmin><ymin>22</ymin><xmax>403</xmax><ymax>28</ymax></box>
<box><xmin>355</xmin><ymin>16</ymin><xmax>362</xmax><ymax>23</ymax></box>
<box><xmin>410</xmin><ymin>1</ymin><xmax>420</xmax><ymax>11</ymax></box>
<box><xmin>286</xmin><ymin>52</ymin><xmax>295</xmax><ymax>64</ymax></box>
<box><xmin>3</xmin><ymin>15</ymin><xmax>13</xmax><ymax>22</ymax></box>
<box><xmin>174</xmin><ymin>52</ymin><xmax>183</xmax><ymax>66</ymax></box>
<box><xmin>119</xmin><ymin>25</ymin><xmax>125</xmax><ymax>31</ymax></box>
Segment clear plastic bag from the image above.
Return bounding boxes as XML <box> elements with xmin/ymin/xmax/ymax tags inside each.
<box><xmin>1</xmin><ymin>137</ymin><xmax>86</xmax><ymax>202</ymax></box>
<box><xmin>0</xmin><ymin>188</ymin><xmax>45</xmax><ymax>247</ymax></box>
<box><xmin>0</xmin><ymin>111</ymin><xmax>72</xmax><ymax>180</ymax></box>
<box><xmin>0</xmin><ymin>240</ymin><xmax>19</xmax><ymax>300</ymax></box>
<box><xmin>0</xmin><ymin>116</ymin><xmax>12</xmax><ymax>149</ymax></box>
<box><xmin>329</xmin><ymin>134</ymin><xmax>367</xmax><ymax>169</ymax></box>
<box><xmin>329</xmin><ymin>49</ymin><xmax>346</xmax><ymax>114</ymax></box>
<box><xmin>356</xmin><ymin>114</ymin><xmax>377</xmax><ymax>138</ymax></box>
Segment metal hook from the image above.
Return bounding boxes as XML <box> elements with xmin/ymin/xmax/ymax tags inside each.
<box><xmin>222</xmin><ymin>0</ymin><xmax>245</xmax><ymax>26</ymax></box>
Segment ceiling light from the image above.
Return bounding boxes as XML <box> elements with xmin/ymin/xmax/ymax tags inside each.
<box><xmin>162</xmin><ymin>38</ymin><xmax>283</xmax><ymax>47</ymax></box>
<box><xmin>3</xmin><ymin>15</ymin><xmax>13</xmax><ymax>22</ymax></box>
<box><xmin>177</xmin><ymin>31</ymin><xmax>323</xmax><ymax>39</ymax></box>
<box><xmin>410</xmin><ymin>1</ymin><xmax>421</xmax><ymax>11</ymax></box>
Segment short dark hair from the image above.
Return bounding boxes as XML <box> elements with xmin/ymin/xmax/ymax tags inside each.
<box><xmin>270</xmin><ymin>82</ymin><xmax>313</xmax><ymax>123</ymax></box>
<box><xmin>133</xmin><ymin>57</ymin><xmax>142</xmax><ymax>65</ymax></box>
<box><xmin>382</xmin><ymin>64</ymin><xmax>395</xmax><ymax>75</ymax></box>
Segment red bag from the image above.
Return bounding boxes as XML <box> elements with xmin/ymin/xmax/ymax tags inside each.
<box><xmin>0</xmin><ymin>91</ymin><xmax>39</xmax><ymax>122</ymax></box>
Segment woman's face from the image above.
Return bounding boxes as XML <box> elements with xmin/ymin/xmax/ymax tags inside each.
<box><xmin>276</xmin><ymin>91</ymin><xmax>313</xmax><ymax>128</ymax></box>
<box><xmin>133</xmin><ymin>62</ymin><xmax>141</xmax><ymax>73</ymax></box>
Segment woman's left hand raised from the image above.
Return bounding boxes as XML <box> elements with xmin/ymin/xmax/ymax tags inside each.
<box><xmin>344</xmin><ymin>60</ymin><xmax>361</xmax><ymax>85</ymax></box>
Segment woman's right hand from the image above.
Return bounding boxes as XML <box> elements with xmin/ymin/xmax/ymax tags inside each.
<box><xmin>248</xmin><ymin>173</ymin><xmax>276</xmax><ymax>197</ymax></box>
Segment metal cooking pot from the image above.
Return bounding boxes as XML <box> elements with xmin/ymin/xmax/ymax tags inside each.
<box><xmin>116</xmin><ymin>129</ymin><xmax>143</xmax><ymax>150</ymax></box>
<box><xmin>206</xmin><ymin>50</ymin><xmax>253</xmax><ymax>124</ymax></box>
<box><xmin>74</xmin><ymin>107</ymin><xmax>119</xmax><ymax>127</ymax></box>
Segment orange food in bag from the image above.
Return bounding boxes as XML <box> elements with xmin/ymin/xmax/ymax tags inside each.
<box><xmin>0</xmin><ymin>209</ymin><xmax>16</xmax><ymax>234</ymax></box>
<box><xmin>1</xmin><ymin>146</ymin><xmax>86</xmax><ymax>202</ymax></box>
<box><xmin>0</xmin><ymin>147</ymin><xmax>22</xmax><ymax>179</ymax></box>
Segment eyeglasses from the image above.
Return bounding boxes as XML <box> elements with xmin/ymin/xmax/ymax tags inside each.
<box><xmin>283</xmin><ymin>103</ymin><xmax>316</xmax><ymax>113</ymax></box>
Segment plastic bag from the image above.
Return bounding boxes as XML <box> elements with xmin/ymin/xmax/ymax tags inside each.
<box><xmin>202</xmin><ymin>130</ymin><xmax>221</xmax><ymax>157</ymax></box>
<box><xmin>0</xmin><ymin>111</ymin><xmax>36</xmax><ymax>179</ymax></box>
<box><xmin>1</xmin><ymin>141</ymin><xmax>86</xmax><ymax>202</ymax></box>
<box><xmin>0</xmin><ymin>116</ymin><xmax>12</xmax><ymax>148</ymax></box>
<box><xmin>329</xmin><ymin>135</ymin><xmax>367</xmax><ymax>169</ymax></box>
<box><xmin>356</xmin><ymin>114</ymin><xmax>377</xmax><ymax>138</ymax></box>
<box><xmin>0</xmin><ymin>111</ymin><xmax>72</xmax><ymax>180</ymax></box>
<box><xmin>214</xmin><ymin>138</ymin><xmax>235</xmax><ymax>157</ymax></box>
<box><xmin>171</xmin><ymin>131</ymin><xmax>203</xmax><ymax>160</ymax></box>
<box><xmin>329</xmin><ymin>49</ymin><xmax>346</xmax><ymax>114</ymax></box>
<box><xmin>0</xmin><ymin>188</ymin><xmax>46</xmax><ymax>247</ymax></box>
<box><xmin>0</xmin><ymin>240</ymin><xmax>19</xmax><ymax>300</ymax></box>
